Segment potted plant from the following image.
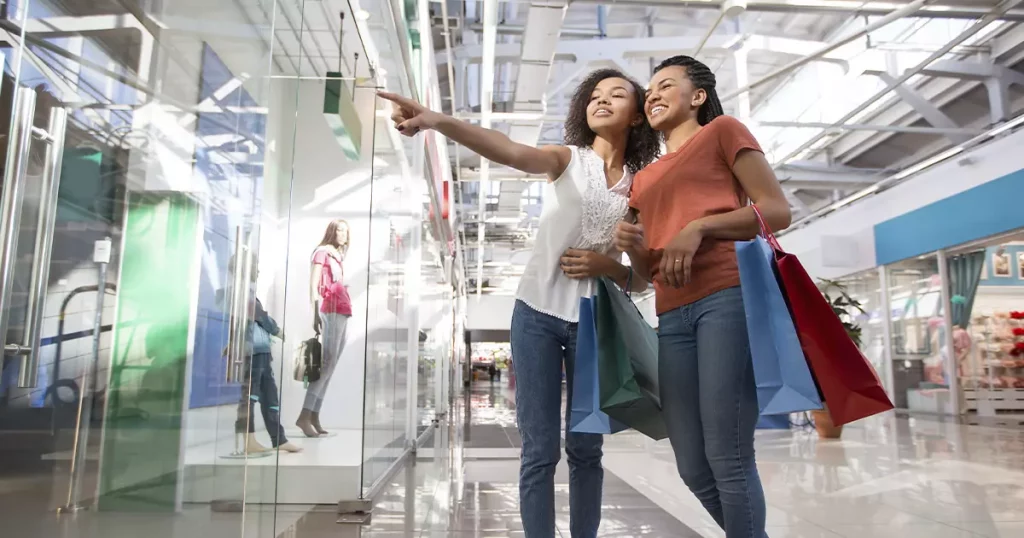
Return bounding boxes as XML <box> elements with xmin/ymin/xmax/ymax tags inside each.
<box><xmin>811</xmin><ymin>279</ymin><xmax>866</xmax><ymax>439</ymax></box>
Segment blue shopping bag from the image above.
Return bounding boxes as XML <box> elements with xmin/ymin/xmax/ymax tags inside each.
<box><xmin>569</xmin><ymin>295</ymin><xmax>628</xmax><ymax>435</ymax></box>
<box><xmin>736</xmin><ymin>237</ymin><xmax>823</xmax><ymax>416</ymax></box>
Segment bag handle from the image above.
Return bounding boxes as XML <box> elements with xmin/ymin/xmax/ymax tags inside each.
<box><xmin>751</xmin><ymin>204</ymin><xmax>783</xmax><ymax>252</ymax></box>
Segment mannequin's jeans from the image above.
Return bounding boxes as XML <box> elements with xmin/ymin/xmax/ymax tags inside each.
<box><xmin>658</xmin><ymin>286</ymin><xmax>768</xmax><ymax>538</ymax></box>
<box><xmin>511</xmin><ymin>300</ymin><xmax>603</xmax><ymax>538</ymax></box>
<box><xmin>303</xmin><ymin>312</ymin><xmax>349</xmax><ymax>412</ymax></box>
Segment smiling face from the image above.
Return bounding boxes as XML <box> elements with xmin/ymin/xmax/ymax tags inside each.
<box><xmin>645</xmin><ymin>65</ymin><xmax>706</xmax><ymax>131</ymax></box>
<box><xmin>585</xmin><ymin>77</ymin><xmax>641</xmax><ymax>135</ymax></box>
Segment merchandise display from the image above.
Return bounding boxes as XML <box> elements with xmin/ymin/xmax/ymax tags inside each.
<box><xmin>965</xmin><ymin>311</ymin><xmax>1024</xmax><ymax>389</ymax></box>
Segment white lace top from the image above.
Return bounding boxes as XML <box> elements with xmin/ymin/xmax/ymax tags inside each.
<box><xmin>515</xmin><ymin>146</ymin><xmax>632</xmax><ymax>322</ymax></box>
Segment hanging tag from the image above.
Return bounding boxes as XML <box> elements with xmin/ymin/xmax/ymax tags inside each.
<box><xmin>93</xmin><ymin>238</ymin><xmax>112</xmax><ymax>264</ymax></box>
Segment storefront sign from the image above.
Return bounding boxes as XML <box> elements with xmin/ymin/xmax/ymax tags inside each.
<box><xmin>322</xmin><ymin>72</ymin><xmax>362</xmax><ymax>160</ymax></box>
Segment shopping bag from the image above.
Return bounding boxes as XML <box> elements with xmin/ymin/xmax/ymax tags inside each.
<box><xmin>752</xmin><ymin>207</ymin><xmax>893</xmax><ymax>426</ymax></box>
<box><xmin>594</xmin><ymin>277</ymin><xmax>668</xmax><ymax>440</ymax></box>
<box><xmin>736</xmin><ymin>236</ymin><xmax>823</xmax><ymax>415</ymax></box>
<box><xmin>568</xmin><ymin>295</ymin><xmax>627</xmax><ymax>435</ymax></box>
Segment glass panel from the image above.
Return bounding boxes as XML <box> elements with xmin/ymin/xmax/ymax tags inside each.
<box><xmin>361</xmin><ymin>90</ymin><xmax>412</xmax><ymax>494</ymax></box>
<box><xmin>886</xmin><ymin>255</ymin><xmax>951</xmax><ymax>413</ymax></box>
<box><xmin>828</xmin><ymin>270</ymin><xmax>887</xmax><ymax>387</ymax></box>
<box><xmin>418</xmin><ymin>227</ymin><xmax>455</xmax><ymax>438</ymax></box>
<box><xmin>0</xmin><ymin>0</ymin><xmax>277</xmax><ymax>536</ymax></box>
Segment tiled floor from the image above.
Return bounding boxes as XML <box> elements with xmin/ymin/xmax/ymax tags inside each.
<box><xmin>5</xmin><ymin>380</ymin><xmax>1024</xmax><ymax>537</ymax></box>
<box><xmin>279</xmin><ymin>381</ymin><xmax>1024</xmax><ymax>537</ymax></box>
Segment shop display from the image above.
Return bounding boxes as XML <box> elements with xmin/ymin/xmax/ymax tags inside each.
<box><xmin>965</xmin><ymin>311</ymin><xmax>1024</xmax><ymax>389</ymax></box>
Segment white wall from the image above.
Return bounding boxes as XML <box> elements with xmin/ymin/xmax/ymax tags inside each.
<box><xmin>780</xmin><ymin>128</ymin><xmax>1024</xmax><ymax>280</ymax></box>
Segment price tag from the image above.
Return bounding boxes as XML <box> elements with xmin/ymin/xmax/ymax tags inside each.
<box><xmin>93</xmin><ymin>239</ymin><xmax>112</xmax><ymax>264</ymax></box>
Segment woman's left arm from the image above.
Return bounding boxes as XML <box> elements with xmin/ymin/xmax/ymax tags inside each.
<box><xmin>694</xmin><ymin>149</ymin><xmax>791</xmax><ymax>239</ymax></box>
<box><xmin>659</xmin><ymin>148</ymin><xmax>791</xmax><ymax>288</ymax></box>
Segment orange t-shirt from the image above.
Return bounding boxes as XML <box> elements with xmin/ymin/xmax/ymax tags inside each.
<box><xmin>629</xmin><ymin>115</ymin><xmax>762</xmax><ymax>315</ymax></box>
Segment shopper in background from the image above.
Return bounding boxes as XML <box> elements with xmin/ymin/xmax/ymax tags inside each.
<box><xmin>380</xmin><ymin>68</ymin><xmax>658</xmax><ymax>538</ymax></box>
<box><xmin>296</xmin><ymin>220</ymin><xmax>353</xmax><ymax>438</ymax></box>
<box><xmin>614</xmin><ymin>55</ymin><xmax>791</xmax><ymax>538</ymax></box>
<box><xmin>222</xmin><ymin>253</ymin><xmax>301</xmax><ymax>454</ymax></box>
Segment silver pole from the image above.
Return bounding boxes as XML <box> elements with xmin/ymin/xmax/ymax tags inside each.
<box><xmin>60</xmin><ymin>238</ymin><xmax>112</xmax><ymax>513</ymax></box>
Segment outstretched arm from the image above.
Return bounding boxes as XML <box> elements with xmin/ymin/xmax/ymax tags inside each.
<box><xmin>379</xmin><ymin>92</ymin><xmax>571</xmax><ymax>181</ymax></box>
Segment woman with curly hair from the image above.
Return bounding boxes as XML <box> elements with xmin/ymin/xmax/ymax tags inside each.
<box><xmin>615</xmin><ymin>56</ymin><xmax>791</xmax><ymax>538</ymax></box>
<box><xmin>380</xmin><ymin>68</ymin><xmax>659</xmax><ymax>538</ymax></box>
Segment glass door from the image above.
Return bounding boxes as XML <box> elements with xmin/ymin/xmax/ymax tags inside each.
<box><xmin>0</xmin><ymin>1</ymin><xmax>276</xmax><ymax>536</ymax></box>
<box><xmin>886</xmin><ymin>255</ymin><xmax>952</xmax><ymax>413</ymax></box>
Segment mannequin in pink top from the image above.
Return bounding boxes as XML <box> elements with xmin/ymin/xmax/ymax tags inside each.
<box><xmin>296</xmin><ymin>219</ymin><xmax>354</xmax><ymax>437</ymax></box>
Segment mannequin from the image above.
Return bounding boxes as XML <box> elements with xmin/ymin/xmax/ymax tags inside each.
<box><xmin>296</xmin><ymin>220</ymin><xmax>353</xmax><ymax>437</ymax></box>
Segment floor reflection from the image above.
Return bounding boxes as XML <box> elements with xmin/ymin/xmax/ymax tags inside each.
<box><xmin>283</xmin><ymin>381</ymin><xmax>1024</xmax><ymax>538</ymax></box>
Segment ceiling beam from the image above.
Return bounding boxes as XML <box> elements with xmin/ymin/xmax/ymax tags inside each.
<box><xmin>567</xmin><ymin>0</ymin><xmax>1024</xmax><ymax>21</ymax></box>
<box><xmin>827</xmin><ymin>21</ymin><xmax>1024</xmax><ymax>162</ymax></box>
<box><xmin>436</xmin><ymin>34</ymin><xmax>845</xmax><ymax>66</ymax></box>
<box><xmin>776</xmin><ymin>0</ymin><xmax>1024</xmax><ymax>166</ymax></box>
<box><xmin>759</xmin><ymin>120</ymin><xmax>984</xmax><ymax>136</ymax></box>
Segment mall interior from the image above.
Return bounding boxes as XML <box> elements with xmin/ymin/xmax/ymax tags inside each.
<box><xmin>1</xmin><ymin>0</ymin><xmax>1024</xmax><ymax>537</ymax></box>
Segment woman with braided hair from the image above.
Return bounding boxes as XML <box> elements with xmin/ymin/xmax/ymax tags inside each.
<box><xmin>614</xmin><ymin>56</ymin><xmax>791</xmax><ymax>537</ymax></box>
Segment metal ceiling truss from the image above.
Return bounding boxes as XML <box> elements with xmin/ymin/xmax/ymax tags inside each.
<box><xmin>453</xmin><ymin>0</ymin><xmax>1024</xmax><ymax>293</ymax></box>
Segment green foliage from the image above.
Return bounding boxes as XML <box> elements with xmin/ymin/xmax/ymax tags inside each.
<box><xmin>819</xmin><ymin>278</ymin><xmax>866</xmax><ymax>348</ymax></box>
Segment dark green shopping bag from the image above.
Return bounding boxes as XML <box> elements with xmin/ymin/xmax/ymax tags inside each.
<box><xmin>594</xmin><ymin>277</ymin><xmax>668</xmax><ymax>440</ymax></box>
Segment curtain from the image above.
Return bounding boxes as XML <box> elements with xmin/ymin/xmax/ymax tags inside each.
<box><xmin>947</xmin><ymin>251</ymin><xmax>986</xmax><ymax>328</ymax></box>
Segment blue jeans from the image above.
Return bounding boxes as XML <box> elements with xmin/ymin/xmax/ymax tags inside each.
<box><xmin>511</xmin><ymin>300</ymin><xmax>603</xmax><ymax>538</ymax></box>
<box><xmin>658</xmin><ymin>287</ymin><xmax>767</xmax><ymax>538</ymax></box>
<box><xmin>237</xmin><ymin>352</ymin><xmax>288</xmax><ymax>447</ymax></box>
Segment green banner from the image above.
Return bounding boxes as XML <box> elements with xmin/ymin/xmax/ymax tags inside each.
<box><xmin>98</xmin><ymin>192</ymin><xmax>202</xmax><ymax>511</ymax></box>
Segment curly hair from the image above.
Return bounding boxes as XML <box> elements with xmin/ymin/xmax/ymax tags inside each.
<box><xmin>653</xmin><ymin>55</ymin><xmax>724</xmax><ymax>126</ymax></box>
<box><xmin>563</xmin><ymin>68</ymin><xmax>661</xmax><ymax>174</ymax></box>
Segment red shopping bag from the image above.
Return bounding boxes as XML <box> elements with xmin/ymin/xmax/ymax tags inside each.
<box><xmin>753</xmin><ymin>207</ymin><xmax>893</xmax><ymax>426</ymax></box>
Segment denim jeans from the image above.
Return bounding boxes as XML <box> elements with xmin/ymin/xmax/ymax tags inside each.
<box><xmin>237</xmin><ymin>352</ymin><xmax>288</xmax><ymax>447</ymax></box>
<box><xmin>658</xmin><ymin>287</ymin><xmax>767</xmax><ymax>538</ymax></box>
<box><xmin>511</xmin><ymin>300</ymin><xmax>603</xmax><ymax>538</ymax></box>
<box><xmin>303</xmin><ymin>313</ymin><xmax>349</xmax><ymax>412</ymax></box>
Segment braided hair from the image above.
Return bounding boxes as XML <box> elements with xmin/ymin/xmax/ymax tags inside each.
<box><xmin>653</xmin><ymin>55</ymin><xmax>725</xmax><ymax>126</ymax></box>
<box><xmin>563</xmin><ymin>68</ymin><xmax>661</xmax><ymax>174</ymax></box>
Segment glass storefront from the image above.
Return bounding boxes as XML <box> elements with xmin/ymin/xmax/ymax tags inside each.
<box><xmin>0</xmin><ymin>1</ymin><xmax>462</xmax><ymax>535</ymax></box>
<box><xmin>830</xmin><ymin>231</ymin><xmax>1024</xmax><ymax>424</ymax></box>
<box><xmin>948</xmin><ymin>234</ymin><xmax>1024</xmax><ymax>420</ymax></box>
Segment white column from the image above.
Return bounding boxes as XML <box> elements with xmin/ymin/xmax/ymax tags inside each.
<box><xmin>878</xmin><ymin>265</ymin><xmax>896</xmax><ymax>399</ymax></box>
<box><xmin>937</xmin><ymin>250</ymin><xmax>962</xmax><ymax>416</ymax></box>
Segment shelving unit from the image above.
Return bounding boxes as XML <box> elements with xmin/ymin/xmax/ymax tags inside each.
<box><xmin>963</xmin><ymin>311</ymin><xmax>1024</xmax><ymax>416</ymax></box>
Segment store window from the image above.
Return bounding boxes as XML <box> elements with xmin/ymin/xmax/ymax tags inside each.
<box><xmin>886</xmin><ymin>255</ymin><xmax>951</xmax><ymax>412</ymax></box>
<box><xmin>952</xmin><ymin>237</ymin><xmax>1024</xmax><ymax>418</ymax></box>
<box><xmin>827</xmin><ymin>270</ymin><xmax>886</xmax><ymax>385</ymax></box>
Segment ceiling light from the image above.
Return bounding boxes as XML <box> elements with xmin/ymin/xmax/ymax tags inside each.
<box><xmin>355</xmin><ymin>9</ymin><xmax>370</xmax><ymax>21</ymax></box>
